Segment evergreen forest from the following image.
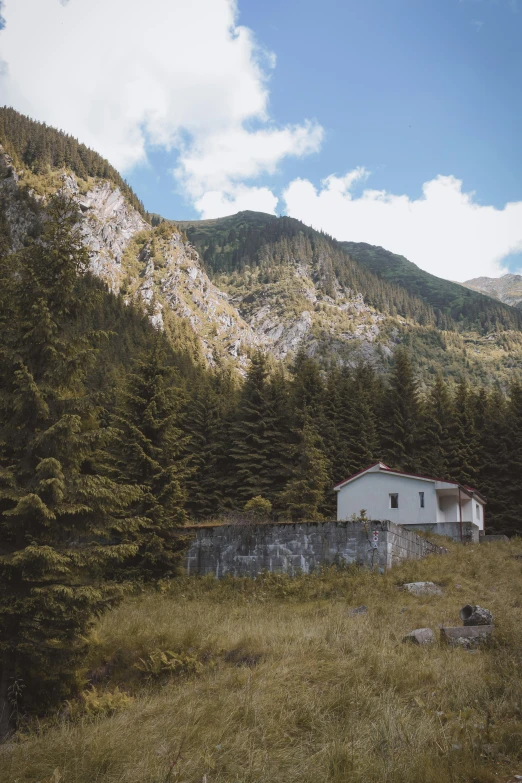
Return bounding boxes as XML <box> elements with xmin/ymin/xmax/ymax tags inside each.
<box><xmin>2</xmin><ymin>188</ymin><xmax>522</xmax><ymax>737</ymax></box>
<box><xmin>2</xmin><ymin>109</ymin><xmax>522</xmax><ymax>746</ymax></box>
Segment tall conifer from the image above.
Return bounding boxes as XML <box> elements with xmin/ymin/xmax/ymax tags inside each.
<box><xmin>381</xmin><ymin>348</ymin><xmax>421</xmax><ymax>472</ymax></box>
<box><xmin>0</xmin><ymin>195</ymin><xmax>138</xmax><ymax>737</ymax></box>
<box><xmin>418</xmin><ymin>375</ymin><xmax>454</xmax><ymax>478</ymax></box>
<box><xmin>281</xmin><ymin>418</ymin><xmax>330</xmax><ymax>520</ymax></box>
<box><xmin>228</xmin><ymin>352</ymin><xmax>283</xmax><ymax>506</ymax></box>
<box><xmin>110</xmin><ymin>336</ymin><xmax>190</xmax><ymax>578</ymax></box>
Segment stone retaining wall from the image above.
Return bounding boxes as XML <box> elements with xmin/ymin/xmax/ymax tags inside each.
<box><xmin>400</xmin><ymin>521</ymin><xmax>480</xmax><ymax>543</ymax></box>
<box><xmin>185</xmin><ymin>520</ymin><xmax>447</xmax><ymax>578</ymax></box>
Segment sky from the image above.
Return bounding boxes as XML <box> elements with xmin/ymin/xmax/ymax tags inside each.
<box><xmin>1</xmin><ymin>0</ymin><xmax>522</xmax><ymax>281</ymax></box>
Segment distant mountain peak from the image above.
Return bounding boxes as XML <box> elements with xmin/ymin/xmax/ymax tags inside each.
<box><xmin>463</xmin><ymin>273</ymin><xmax>522</xmax><ymax>308</ymax></box>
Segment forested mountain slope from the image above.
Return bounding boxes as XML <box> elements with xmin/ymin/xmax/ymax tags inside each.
<box><xmin>2</xmin><ymin>107</ymin><xmax>522</xmax><ymax>383</ymax></box>
<box><xmin>179</xmin><ymin>211</ymin><xmax>522</xmax><ymax>383</ymax></box>
<box><xmin>341</xmin><ymin>241</ymin><xmax>522</xmax><ymax>331</ymax></box>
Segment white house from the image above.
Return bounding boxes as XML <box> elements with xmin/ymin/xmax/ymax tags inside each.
<box><xmin>334</xmin><ymin>462</ymin><xmax>486</xmax><ymax>533</ymax></box>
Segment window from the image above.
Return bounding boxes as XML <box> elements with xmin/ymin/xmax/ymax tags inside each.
<box><xmin>476</xmin><ymin>503</ymin><xmax>480</xmax><ymax>520</ymax></box>
<box><xmin>390</xmin><ymin>493</ymin><xmax>399</xmax><ymax>509</ymax></box>
<box><xmin>419</xmin><ymin>491</ymin><xmax>425</xmax><ymax>508</ymax></box>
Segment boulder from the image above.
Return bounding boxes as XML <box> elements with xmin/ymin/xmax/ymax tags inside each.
<box><xmin>440</xmin><ymin>625</ymin><xmax>494</xmax><ymax>648</ymax></box>
<box><xmin>403</xmin><ymin>582</ymin><xmax>443</xmax><ymax>596</ymax></box>
<box><xmin>402</xmin><ymin>628</ymin><xmax>435</xmax><ymax>645</ymax></box>
<box><xmin>459</xmin><ymin>604</ymin><xmax>494</xmax><ymax>626</ymax></box>
<box><xmin>348</xmin><ymin>605</ymin><xmax>367</xmax><ymax>615</ymax></box>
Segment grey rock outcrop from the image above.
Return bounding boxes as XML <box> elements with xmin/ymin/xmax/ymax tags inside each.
<box><xmin>402</xmin><ymin>628</ymin><xmax>435</xmax><ymax>645</ymax></box>
<box><xmin>61</xmin><ymin>175</ymin><xmax>149</xmax><ymax>291</ymax></box>
<box><xmin>459</xmin><ymin>605</ymin><xmax>494</xmax><ymax>626</ymax></box>
<box><xmin>463</xmin><ymin>273</ymin><xmax>522</xmax><ymax>308</ymax></box>
<box><xmin>402</xmin><ymin>582</ymin><xmax>443</xmax><ymax>596</ymax></box>
<box><xmin>440</xmin><ymin>625</ymin><xmax>494</xmax><ymax>648</ymax></box>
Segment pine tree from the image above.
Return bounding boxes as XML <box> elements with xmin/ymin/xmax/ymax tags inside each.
<box><xmin>0</xmin><ymin>195</ymin><xmax>138</xmax><ymax>737</ymax></box>
<box><xmin>448</xmin><ymin>379</ymin><xmax>479</xmax><ymax>487</ymax></box>
<box><xmin>264</xmin><ymin>369</ymin><xmax>294</xmax><ymax>513</ymax></box>
<box><xmin>502</xmin><ymin>382</ymin><xmax>522</xmax><ymax>535</ymax></box>
<box><xmin>474</xmin><ymin>386</ymin><xmax>509</xmax><ymax>530</ymax></box>
<box><xmin>291</xmin><ymin>351</ymin><xmax>326</xmax><ymax>423</ymax></box>
<box><xmin>110</xmin><ymin>336</ymin><xmax>190</xmax><ymax>578</ymax></box>
<box><xmin>228</xmin><ymin>353</ymin><xmax>290</xmax><ymax>507</ymax></box>
<box><xmin>281</xmin><ymin>418</ymin><xmax>330</xmax><ymax>520</ymax></box>
<box><xmin>381</xmin><ymin>348</ymin><xmax>421</xmax><ymax>472</ymax></box>
<box><xmin>418</xmin><ymin>375</ymin><xmax>454</xmax><ymax>478</ymax></box>
<box><xmin>185</xmin><ymin>368</ymin><xmax>237</xmax><ymax>518</ymax></box>
<box><xmin>344</xmin><ymin>365</ymin><xmax>380</xmax><ymax>474</ymax></box>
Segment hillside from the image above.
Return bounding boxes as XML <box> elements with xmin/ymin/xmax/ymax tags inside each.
<box><xmin>2</xmin><ymin>540</ymin><xmax>522</xmax><ymax>783</ymax></box>
<box><xmin>179</xmin><ymin>211</ymin><xmax>522</xmax><ymax>383</ymax></box>
<box><xmin>464</xmin><ymin>273</ymin><xmax>522</xmax><ymax>309</ymax></box>
<box><xmin>341</xmin><ymin>241</ymin><xmax>522</xmax><ymax>330</ymax></box>
<box><xmin>3</xmin><ymin>107</ymin><xmax>522</xmax><ymax>383</ymax></box>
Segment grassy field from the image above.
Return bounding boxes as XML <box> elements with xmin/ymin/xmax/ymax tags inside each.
<box><xmin>3</xmin><ymin>540</ymin><xmax>522</xmax><ymax>783</ymax></box>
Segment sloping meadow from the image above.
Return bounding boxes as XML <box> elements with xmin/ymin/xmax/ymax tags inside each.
<box><xmin>3</xmin><ymin>540</ymin><xmax>522</xmax><ymax>783</ymax></box>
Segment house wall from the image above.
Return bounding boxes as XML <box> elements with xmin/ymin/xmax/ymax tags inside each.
<box><xmin>336</xmin><ymin>472</ymin><xmax>485</xmax><ymax>531</ymax></box>
<box><xmin>438</xmin><ymin>494</ymin><xmax>460</xmax><ymax>523</ymax></box>
<box><xmin>337</xmin><ymin>472</ymin><xmax>439</xmax><ymax>525</ymax></box>
<box><xmin>437</xmin><ymin>494</ymin><xmax>484</xmax><ymax>531</ymax></box>
<box><xmin>184</xmin><ymin>520</ymin><xmax>447</xmax><ymax>578</ymax></box>
<box><xmin>473</xmin><ymin>501</ymin><xmax>485</xmax><ymax>530</ymax></box>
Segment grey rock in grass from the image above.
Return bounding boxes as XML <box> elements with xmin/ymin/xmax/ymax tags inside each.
<box><xmin>459</xmin><ymin>604</ymin><xmax>494</xmax><ymax>626</ymax></box>
<box><xmin>348</xmin><ymin>605</ymin><xmax>367</xmax><ymax>615</ymax></box>
<box><xmin>440</xmin><ymin>625</ymin><xmax>494</xmax><ymax>648</ymax></box>
<box><xmin>402</xmin><ymin>628</ymin><xmax>435</xmax><ymax>645</ymax></box>
<box><xmin>403</xmin><ymin>582</ymin><xmax>443</xmax><ymax>596</ymax></box>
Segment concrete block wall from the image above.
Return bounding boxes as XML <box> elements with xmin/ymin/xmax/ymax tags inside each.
<box><xmin>184</xmin><ymin>520</ymin><xmax>447</xmax><ymax>578</ymax></box>
<box><xmin>400</xmin><ymin>521</ymin><xmax>480</xmax><ymax>543</ymax></box>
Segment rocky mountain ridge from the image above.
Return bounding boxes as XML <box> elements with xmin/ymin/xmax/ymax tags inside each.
<box><xmin>3</xmin><ymin>122</ymin><xmax>522</xmax><ymax>382</ymax></box>
<box><xmin>463</xmin><ymin>273</ymin><xmax>522</xmax><ymax>308</ymax></box>
<box><xmin>0</xmin><ymin>149</ymin><xmax>392</xmax><ymax>370</ymax></box>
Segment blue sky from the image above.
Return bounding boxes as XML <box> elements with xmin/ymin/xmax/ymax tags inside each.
<box><xmin>132</xmin><ymin>0</ymin><xmax>522</xmax><ymax>220</ymax></box>
<box><xmin>1</xmin><ymin>0</ymin><xmax>522</xmax><ymax>279</ymax></box>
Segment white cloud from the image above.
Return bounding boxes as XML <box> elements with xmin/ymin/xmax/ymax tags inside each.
<box><xmin>0</xmin><ymin>0</ymin><xmax>321</xmax><ymax>211</ymax></box>
<box><xmin>283</xmin><ymin>172</ymin><xmax>522</xmax><ymax>281</ymax></box>
<box><xmin>195</xmin><ymin>185</ymin><xmax>278</xmax><ymax>219</ymax></box>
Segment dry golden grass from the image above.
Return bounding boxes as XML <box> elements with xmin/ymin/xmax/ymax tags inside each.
<box><xmin>3</xmin><ymin>540</ymin><xmax>522</xmax><ymax>783</ymax></box>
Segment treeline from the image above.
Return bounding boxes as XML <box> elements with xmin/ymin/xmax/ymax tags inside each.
<box><xmin>1</xmin><ymin>194</ymin><xmax>522</xmax><ymax>735</ymax></box>
<box><xmin>0</xmin><ymin>106</ymin><xmax>147</xmax><ymax>218</ymax></box>
<box><xmin>186</xmin><ymin>347</ymin><xmax>522</xmax><ymax>534</ymax></box>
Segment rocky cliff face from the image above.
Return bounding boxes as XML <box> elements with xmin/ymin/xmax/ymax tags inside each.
<box><xmin>463</xmin><ymin>274</ymin><xmax>522</xmax><ymax>308</ymax></box>
<box><xmin>224</xmin><ymin>258</ymin><xmax>388</xmax><ymax>363</ymax></box>
<box><xmin>62</xmin><ymin>174</ymin><xmax>149</xmax><ymax>291</ymax></box>
<box><xmin>0</xmin><ymin>156</ymin><xmax>391</xmax><ymax>370</ymax></box>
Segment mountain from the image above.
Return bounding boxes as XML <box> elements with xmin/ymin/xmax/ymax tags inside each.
<box><xmin>2</xmin><ymin>107</ymin><xmax>522</xmax><ymax>384</ymax></box>
<box><xmin>340</xmin><ymin>241</ymin><xmax>522</xmax><ymax>329</ymax></box>
<box><xmin>463</xmin><ymin>273</ymin><xmax>522</xmax><ymax>309</ymax></box>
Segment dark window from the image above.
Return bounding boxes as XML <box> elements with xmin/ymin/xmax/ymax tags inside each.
<box><xmin>390</xmin><ymin>493</ymin><xmax>399</xmax><ymax>509</ymax></box>
<box><xmin>476</xmin><ymin>503</ymin><xmax>480</xmax><ymax>519</ymax></box>
<box><xmin>419</xmin><ymin>492</ymin><xmax>425</xmax><ymax>508</ymax></box>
